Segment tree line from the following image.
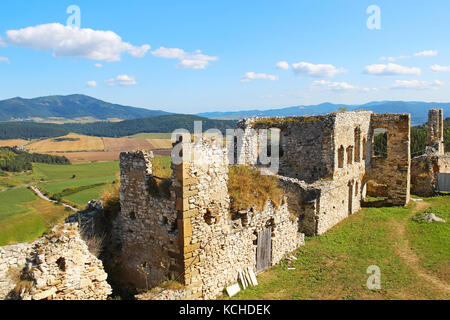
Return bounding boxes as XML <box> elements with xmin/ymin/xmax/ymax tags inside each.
<box><xmin>0</xmin><ymin>147</ymin><xmax>70</xmax><ymax>172</ymax></box>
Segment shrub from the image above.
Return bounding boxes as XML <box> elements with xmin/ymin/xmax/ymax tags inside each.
<box><xmin>102</xmin><ymin>174</ymin><xmax>121</xmax><ymax>221</ymax></box>
<box><xmin>228</xmin><ymin>165</ymin><xmax>284</xmax><ymax>212</ymax></box>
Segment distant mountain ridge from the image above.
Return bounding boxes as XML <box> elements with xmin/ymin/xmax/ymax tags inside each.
<box><xmin>198</xmin><ymin>101</ymin><xmax>450</xmax><ymax>125</ymax></box>
<box><xmin>0</xmin><ymin>115</ymin><xmax>237</xmax><ymax>140</ymax></box>
<box><xmin>0</xmin><ymin>94</ymin><xmax>169</xmax><ymax>121</ymax></box>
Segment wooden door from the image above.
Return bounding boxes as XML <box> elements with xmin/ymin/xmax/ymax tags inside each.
<box><xmin>256</xmin><ymin>227</ymin><xmax>272</xmax><ymax>273</ymax></box>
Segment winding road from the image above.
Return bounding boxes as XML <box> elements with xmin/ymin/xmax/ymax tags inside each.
<box><xmin>29</xmin><ymin>186</ymin><xmax>78</xmax><ymax>212</ymax></box>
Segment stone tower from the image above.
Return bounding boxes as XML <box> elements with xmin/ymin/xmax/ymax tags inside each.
<box><xmin>427</xmin><ymin>108</ymin><xmax>445</xmax><ymax>155</ymax></box>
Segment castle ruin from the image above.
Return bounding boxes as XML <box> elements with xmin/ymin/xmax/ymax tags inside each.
<box><xmin>114</xmin><ymin>109</ymin><xmax>417</xmax><ymax>299</ymax></box>
<box><xmin>411</xmin><ymin>109</ymin><xmax>450</xmax><ymax>196</ymax></box>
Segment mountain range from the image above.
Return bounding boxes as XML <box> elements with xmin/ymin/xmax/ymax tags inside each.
<box><xmin>197</xmin><ymin>101</ymin><xmax>450</xmax><ymax>125</ymax></box>
<box><xmin>0</xmin><ymin>94</ymin><xmax>449</xmax><ymax>127</ymax></box>
<box><xmin>0</xmin><ymin>94</ymin><xmax>169</xmax><ymax>121</ymax></box>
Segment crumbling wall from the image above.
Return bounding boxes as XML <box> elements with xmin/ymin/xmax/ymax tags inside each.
<box><xmin>427</xmin><ymin>108</ymin><xmax>445</xmax><ymax>155</ymax></box>
<box><xmin>174</xmin><ymin>139</ymin><xmax>304</xmax><ymax>299</ymax></box>
<box><xmin>411</xmin><ymin>154</ymin><xmax>450</xmax><ymax>196</ymax></box>
<box><xmin>246</xmin><ymin>116</ymin><xmax>335</xmax><ymax>182</ymax></box>
<box><xmin>0</xmin><ymin>243</ymin><xmax>33</xmax><ymax>299</ymax></box>
<box><xmin>114</xmin><ymin>150</ymin><xmax>181</xmax><ymax>289</ymax></box>
<box><xmin>369</xmin><ymin>113</ymin><xmax>411</xmax><ymax>206</ymax></box>
<box><xmin>411</xmin><ymin>109</ymin><xmax>448</xmax><ymax>196</ymax></box>
<box><xmin>0</xmin><ymin>224</ymin><xmax>111</xmax><ymax>300</ymax></box>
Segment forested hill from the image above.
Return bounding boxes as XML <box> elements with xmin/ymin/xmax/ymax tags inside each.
<box><xmin>62</xmin><ymin>114</ymin><xmax>237</xmax><ymax>137</ymax></box>
<box><xmin>0</xmin><ymin>115</ymin><xmax>237</xmax><ymax>139</ymax></box>
<box><xmin>0</xmin><ymin>94</ymin><xmax>169</xmax><ymax>121</ymax></box>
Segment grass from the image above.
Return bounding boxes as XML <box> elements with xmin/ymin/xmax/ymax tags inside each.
<box><xmin>0</xmin><ymin>188</ymin><xmax>37</xmax><ymax>221</ymax></box>
<box><xmin>228</xmin><ymin>165</ymin><xmax>284</xmax><ymax>212</ymax></box>
<box><xmin>0</xmin><ymin>188</ymin><xmax>70</xmax><ymax>246</ymax></box>
<box><xmin>225</xmin><ymin>196</ymin><xmax>449</xmax><ymax>300</ymax></box>
<box><xmin>407</xmin><ymin>196</ymin><xmax>449</xmax><ymax>282</ymax></box>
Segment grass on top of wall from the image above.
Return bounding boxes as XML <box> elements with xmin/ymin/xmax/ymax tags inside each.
<box><xmin>228</xmin><ymin>165</ymin><xmax>284</xmax><ymax>212</ymax></box>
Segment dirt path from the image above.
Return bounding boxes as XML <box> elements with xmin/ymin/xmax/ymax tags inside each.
<box><xmin>390</xmin><ymin>200</ymin><xmax>450</xmax><ymax>295</ymax></box>
<box><xmin>29</xmin><ymin>186</ymin><xmax>78</xmax><ymax>212</ymax></box>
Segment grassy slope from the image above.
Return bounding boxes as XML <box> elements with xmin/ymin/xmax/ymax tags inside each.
<box><xmin>407</xmin><ymin>196</ymin><xmax>449</xmax><ymax>282</ymax></box>
<box><xmin>0</xmin><ymin>188</ymin><xmax>70</xmax><ymax>246</ymax></box>
<box><xmin>34</xmin><ymin>162</ymin><xmax>119</xmax><ymax>206</ymax></box>
<box><xmin>226</xmin><ymin>196</ymin><xmax>449</xmax><ymax>300</ymax></box>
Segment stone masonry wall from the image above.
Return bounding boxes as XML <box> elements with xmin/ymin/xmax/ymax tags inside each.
<box><xmin>427</xmin><ymin>108</ymin><xmax>445</xmax><ymax>155</ymax></box>
<box><xmin>115</xmin><ymin>150</ymin><xmax>181</xmax><ymax>289</ymax></box>
<box><xmin>176</xmin><ymin>139</ymin><xmax>304</xmax><ymax>299</ymax></box>
<box><xmin>0</xmin><ymin>243</ymin><xmax>33</xmax><ymax>299</ymax></box>
<box><xmin>369</xmin><ymin>113</ymin><xmax>411</xmax><ymax>206</ymax></box>
<box><xmin>0</xmin><ymin>223</ymin><xmax>111</xmax><ymax>300</ymax></box>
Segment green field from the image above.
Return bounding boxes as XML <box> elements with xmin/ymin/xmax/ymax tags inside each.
<box><xmin>223</xmin><ymin>196</ymin><xmax>449</xmax><ymax>300</ymax></box>
<box><xmin>0</xmin><ymin>187</ymin><xmax>70</xmax><ymax>246</ymax></box>
<box><xmin>34</xmin><ymin>162</ymin><xmax>119</xmax><ymax>207</ymax></box>
<box><xmin>0</xmin><ymin>157</ymin><xmax>172</xmax><ymax>246</ymax></box>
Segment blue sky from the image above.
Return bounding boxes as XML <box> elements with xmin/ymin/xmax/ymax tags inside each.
<box><xmin>0</xmin><ymin>0</ymin><xmax>449</xmax><ymax>113</ymax></box>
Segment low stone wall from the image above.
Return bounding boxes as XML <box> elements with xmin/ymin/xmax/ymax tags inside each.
<box><xmin>0</xmin><ymin>223</ymin><xmax>112</xmax><ymax>300</ymax></box>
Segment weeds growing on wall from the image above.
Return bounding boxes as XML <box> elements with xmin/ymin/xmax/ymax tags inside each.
<box><xmin>228</xmin><ymin>165</ymin><xmax>284</xmax><ymax>212</ymax></box>
<box><xmin>101</xmin><ymin>174</ymin><xmax>121</xmax><ymax>221</ymax></box>
<box><xmin>149</xmin><ymin>156</ymin><xmax>172</xmax><ymax>198</ymax></box>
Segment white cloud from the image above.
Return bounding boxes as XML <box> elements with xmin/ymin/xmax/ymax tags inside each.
<box><xmin>240</xmin><ymin>72</ymin><xmax>279</xmax><ymax>82</ymax></box>
<box><xmin>380</xmin><ymin>55</ymin><xmax>410</xmax><ymax>62</ymax></box>
<box><xmin>390</xmin><ymin>80</ymin><xmax>444</xmax><ymax>90</ymax></box>
<box><xmin>151</xmin><ymin>47</ymin><xmax>218</xmax><ymax>69</ymax></box>
<box><xmin>276</xmin><ymin>61</ymin><xmax>290</xmax><ymax>70</ymax></box>
<box><xmin>106</xmin><ymin>74</ymin><xmax>137</xmax><ymax>86</ymax></box>
<box><xmin>430</xmin><ymin>64</ymin><xmax>450</xmax><ymax>73</ymax></box>
<box><xmin>311</xmin><ymin>80</ymin><xmax>372</xmax><ymax>92</ymax></box>
<box><xmin>414</xmin><ymin>50</ymin><xmax>438</xmax><ymax>57</ymax></box>
<box><xmin>291</xmin><ymin>62</ymin><xmax>346</xmax><ymax>78</ymax></box>
<box><xmin>379</xmin><ymin>50</ymin><xmax>437</xmax><ymax>62</ymax></box>
<box><xmin>94</xmin><ymin>63</ymin><xmax>103</xmax><ymax>68</ymax></box>
<box><xmin>364</xmin><ymin>63</ymin><xmax>421</xmax><ymax>76</ymax></box>
<box><xmin>3</xmin><ymin>23</ymin><xmax>150</xmax><ymax>62</ymax></box>
<box><xmin>86</xmin><ymin>81</ymin><xmax>97</xmax><ymax>88</ymax></box>
<box><xmin>0</xmin><ymin>56</ymin><xmax>10</xmax><ymax>64</ymax></box>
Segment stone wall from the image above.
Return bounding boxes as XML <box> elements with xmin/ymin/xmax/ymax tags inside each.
<box><xmin>411</xmin><ymin>154</ymin><xmax>450</xmax><ymax>196</ymax></box>
<box><xmin>0</xmin><ymin>243</ymin><xmax>33</xmax><ymax>299</ymax></box>
<box><xmin>114</xmin><ymin>150</ymin><xmax>181</xmax><ymax>289</ymax></box>
<box><xmin>0</xmin><ymin>223</ymin><xmax>111</xmax><ymax>300</ymax></box>
<box><xmin>427</xmin><ymin>108</ymin><xmax>445</xmax><ymax>155</ymax></box>
<box><xmin>369</xmin><ymin>113</ymin><xmax>411</xmax><ymax>205</ymax></box>
<box><xmin>411</xmin><ymin>108</ymin><xmax>448</xmax><ymax>196</ymax></box>
<box><xmin>116</xmin><ymin>139</ymin><xmax>305</xmax><ymax>299</ymax></box>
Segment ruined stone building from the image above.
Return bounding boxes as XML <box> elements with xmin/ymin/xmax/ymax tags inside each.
<box><xmin>113</xmin><ymin>109</ymin><xmax>416</xmax><ymax>300</ymax></box>
<box><xmin>411</xmin><ymin>109</ymin><xmax>450</xmax><ymax>196</ymax></box>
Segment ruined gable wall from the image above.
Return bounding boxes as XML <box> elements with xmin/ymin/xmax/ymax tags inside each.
<box><xmin>369</xmin><ymin>113</ymin><xmax>411</xmax><ymax>206</ymax></box>
<box><xmin>115</xmin><ymin>150</ymin><xmax>181</xmax><ymax>289</ymax></box>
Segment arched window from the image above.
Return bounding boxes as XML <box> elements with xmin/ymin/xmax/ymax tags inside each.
<box><xmin>373</xmin><ymin>128</ymin><xmax>388</xmax><ymax>158</ymax></box>
<box><xmin>362</xmin><ymin>138</ymin><xmax>367</xmax><ymax>160</ymax></box>
<box><xmin>347</xmin><ymin>146</ymin><xmax>354</xmax><ymax>165</ymax></box>
<box><xmin>338</xmin><ymin>146</ymin><xmax>345</xmax><ymax>168</ymax></box>
<box><xmin>354</xmin><ymin>127</ymin><xmax>361</xmax><ymax>162</ymax></box>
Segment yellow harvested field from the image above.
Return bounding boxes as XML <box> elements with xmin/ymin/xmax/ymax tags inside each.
<box><xmin>103</xmin><ymin>137</ymin><xmax>154</xmax><ymax>152</ymax></box>
<box><xmin>147</xmin><ymin>139</ymin><xmax>173</xmax><ymax>149</ymax></box>
<box><xmin>50</xmin><ymin>151</ymin><xmax>120</xmax><ymax>163</ymax></box>
<box><xmin>0</xmin><ymin>139</ymin><xmax>29</xmax><ymax>147</ymax></box>
<box><xmin>27</xmin><ymin>133</ymin><xmax>105</xmax><ymax>153</ymax></box>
